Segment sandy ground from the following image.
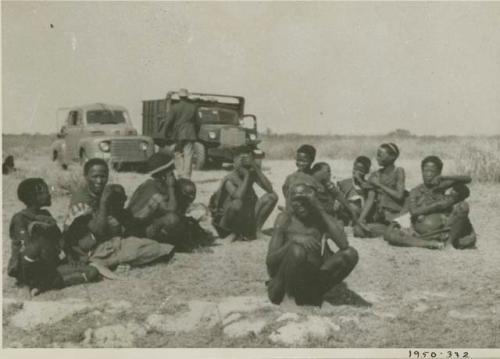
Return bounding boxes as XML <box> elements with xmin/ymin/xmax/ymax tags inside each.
<box><xmin>2</xmin><ymin>152</ymin><xmax>500</xmax><ymax>347</ymax></box>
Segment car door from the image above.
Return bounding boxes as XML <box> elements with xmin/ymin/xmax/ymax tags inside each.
<box><xmin>65</xmin><ymin>110</ymin><xmax>84</xmax><ymax>160</ymax></box>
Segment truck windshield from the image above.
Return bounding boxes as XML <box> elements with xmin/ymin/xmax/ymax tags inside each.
<box><xmin>87</xmin><ymin>110</ymin><xmax>127</xmax><ymax>125</ymax></box>
<box><xmin>198</xmin><ymin>108</ymin><xmax>239</xmax><ymax>125</ymax></box>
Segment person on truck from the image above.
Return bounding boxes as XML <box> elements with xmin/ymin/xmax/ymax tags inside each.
<box><xmin>163</xmin><ymin>88</ymin><xmax>199</xmax><ymax>179</ymax></box>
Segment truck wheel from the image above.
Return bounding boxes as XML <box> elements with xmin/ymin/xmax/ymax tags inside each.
<box><xmin>192</xmin><ymin>142</ymin><xmax>206</xmax><ymax>170</ymax></box>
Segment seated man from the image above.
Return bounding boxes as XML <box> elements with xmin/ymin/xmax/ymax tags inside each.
<box><xmin>127</xmin><ymin>152</ymin><xmax>211</xmax><ymax>251</ymax></box>
<box><xmin>384</xmin><ymin>155</ymin><xmax>476</xmax><ymax>250</ymax></box>
<box><xmin>282</xmin><ymin>144</ymin><xmax>320</xmax><ymax>202</ymax></box>
<box><xmin>210</xmin><ymin>147</ymin><xmax>278</xmax><ymax>240</ymax></box>
<box><xmin>266</xmin><ymin>184</ymin><xmax>359</xmax><ymax>306</ymax></box>
<box><xmin>63</xmin><ymin>159</ymin><xmax>174</xmax><ymax>275</ymax></box>
<box><xmin>8</xmin><ymin>178</ymin><xmax>99</xmax><ymax>296</ymax></box>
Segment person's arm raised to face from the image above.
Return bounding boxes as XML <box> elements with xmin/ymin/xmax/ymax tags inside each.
<box><xmin>227</xmin><ymin>168</ymin><xmax>252</xmax><ymax>200</ymax></box>
<box><xmin>87</xmin><ymin>185</ymin><xmax>113</xmax><ymax>239</ymax></box>
<box><xmin>252</xmin><ymin>162</ymin><xmax>275</xmax><ymax>194</ymax></box>
<box><xmin>307</xmin><ymin>194</ymin><xmax>349</xmax><ymax>250</ymax></box>
<box><xmin>164</xmin><ymin>172</ymin><xmax>177</xmax><ymax>213</ymax></box>
<box><xmin>358</xmin><ymin>189</ymin><xmax>375</xmax><ymax>224</ymax></box>
<box><xmin>266</xmin><ymin>212</ymin><xmax>292</xmax><ymax>276</ymax></box>
<box><xmin>370</xmin><ymin>168</ymin><xmax>407</xmax><ymax>202</ymax></box>
<box><xmin>326</xmin><ymin>181</ymin><xmax>358</xmax><ymax>223</ymax></box>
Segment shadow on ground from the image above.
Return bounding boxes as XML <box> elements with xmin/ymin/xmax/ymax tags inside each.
<box><xmin>323</xmin><ymin>282</ymin><xmax>372</xmax><ymax>307</ymax></box>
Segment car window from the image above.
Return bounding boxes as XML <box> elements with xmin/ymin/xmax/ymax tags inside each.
<box><xmin>198</xmin><ymin>108</ymin><xmax>239</xmax><ymax>125</ymax></box>
<box><xmin>87</xmin><ymin>110</ymin><xmax>127</xmax><ymax>125</ymax></box>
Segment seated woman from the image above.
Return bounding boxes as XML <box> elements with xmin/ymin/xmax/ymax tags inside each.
<box><xmin>266</xmin><ymin>184</ymin><xmax>358</xmax><ymax>306</ymax></box>
<box><xmin>8</xmin><ymin>178</ymin><xmax>99</xmax><ymax>296</ymax></box>
<box><xmin>210</xmin><ymin>147</ymin><xmax>278</xmax><ymax>241</ymax></box>
<box><xmin>356</xmin><ymin>143</ymin><xmax>408</xmax><ymax>238</ymax></box>
<box><xmin>384</xmin><ymin>155</ymin><xmax>476</xmax><ymax>250</ymax></box>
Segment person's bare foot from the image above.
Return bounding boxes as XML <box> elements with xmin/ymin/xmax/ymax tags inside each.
<box><xmin>427</xmin><ymin>241</ymin><xmax>445</xmax><ymax>250</ymax></box>
<box><xmin>222</xmin><ymin>233</ymin><xmax>238</xmax><ymax>242</ymax></box>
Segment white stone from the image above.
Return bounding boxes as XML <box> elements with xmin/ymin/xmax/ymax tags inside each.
<box><xmin>9</xmin><ymin>298</ymin><xmax>91</xmax><ymax>330</ymax></box>
<box><xmin>88</xmin><ymin>322</ymin><xmax>147</xmax><ymax>348</ymax></box>
<box><xmin>269</xmin><ymin>315</ymin><xmax>340</xmax><ymax>346</ymax></box>
<box><xmin>147</xmin><ymin>300</ymin><xmax>220</xmax><ymax>333</ymax></box>
<box><xmin>217</xmin><ymin>296</ymin><xmax>273</xmax><ymax>318</ymax></box>
<box><xmin>276</xmin><ymin>312</ymin><xmax>300</xmax><ymax>322</ymax></box>
<box><xmin>223</xmin><ymin>318</ymin><xmax>267</xmax><ymax>338</ymax></box>
<box><xmin>222</xmin><ymin>312</ymin><xmax>243</xmax><ymax>326</ymax></box>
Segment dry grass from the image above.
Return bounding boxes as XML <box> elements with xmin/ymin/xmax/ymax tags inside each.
<box><xmin>2</xmin><ymin>133</ymin><xmax>500</xmax><ymax>348</ymax></box>
<box><xmin>260</xmin><ymin>133</ymin><xmax>500</xmax><ymax>183</ymax></box>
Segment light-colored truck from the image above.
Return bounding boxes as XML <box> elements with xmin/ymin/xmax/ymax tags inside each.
<box><xmin>51</xmin><ymin>103</ymin><xmax>154</xmax><ymax>170</ymax></box>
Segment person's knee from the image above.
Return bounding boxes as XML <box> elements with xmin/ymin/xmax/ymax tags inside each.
<box><xmin>455</xmin><ymin>201</ymin><xmax>470</xmax><ymax>215</ymax></box>
<box><xmin>83</xmin><ymin>266</ymin><xmax>100</xmax><ymax>282</ymax></box>
<box><xmin>383</xmin><ymin>223</ymin><xmax>401</xmax><ymax>244</ymax></box>
<box><xmin>341</xmin><ymin>247</ymin><xmax>359</xmax><ymax>268</ymax></box>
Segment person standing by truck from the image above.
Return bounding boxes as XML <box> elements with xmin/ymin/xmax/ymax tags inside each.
<box><xmin>163</xmin><ymin>88</ymin><xmax>199</xmax><ymax>179</ymax></box>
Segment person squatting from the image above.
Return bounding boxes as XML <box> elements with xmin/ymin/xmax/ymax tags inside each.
<box><xmin>8</xmin><ymin>142</ymin><xmax>477</xmax><ymax>306</ymax></box>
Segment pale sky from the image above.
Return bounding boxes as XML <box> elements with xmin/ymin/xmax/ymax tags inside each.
<box><xmin>2</xmin><ymin>1</ymin><xmax>500</xmax><ymax>135</ymax></box>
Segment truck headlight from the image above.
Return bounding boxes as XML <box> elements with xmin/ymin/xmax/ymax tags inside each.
<box><xmin>249</xmin><ymin>133</ymin><xmax>257</xmax><ymax>141</ymax></box>
<box><xmin>99</xmin><ymin>141</ymin><xmax>110</xmax><ymax>152</ymax></box>
<box><xmin>208</xmin><ymin>131</ymin><xmax>217</xmax><ymax>139</ymax></box>
<box><xmin>140</xmin><ymin>141</ymin><xmax>149</xmax><ymax>151</ymax></box>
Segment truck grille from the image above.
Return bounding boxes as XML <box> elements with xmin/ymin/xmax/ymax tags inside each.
<box><xmin>110</xmin><ymin>139</ymin><xmax>148</xmax><ymax>162</ymax></box>
<box><xmin>219</xmin><ymin>128</ymin><xmax>246</xmax><ymax>147</ymax></box>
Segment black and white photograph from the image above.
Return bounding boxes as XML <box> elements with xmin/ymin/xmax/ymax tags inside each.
<box><xmin>2</xmin><ymin>1</ymin><xmax>500</xmax><ymax>355</ymax></box>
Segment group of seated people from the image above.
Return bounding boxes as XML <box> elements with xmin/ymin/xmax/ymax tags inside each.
<box><xmin>7</xmin><ymin>142</ymin><xmax>476</xmax><ymax>307</ymax></box>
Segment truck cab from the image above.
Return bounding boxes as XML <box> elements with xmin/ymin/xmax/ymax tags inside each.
<box><xmin>51</xmin><ymin>103</ymin><xmax>154</xmax><ymax>170</ymax></box>
<box><xmin>142</xmin><ymin>92</ymin><xmax>264</xmax><ymax>169</ymax></box>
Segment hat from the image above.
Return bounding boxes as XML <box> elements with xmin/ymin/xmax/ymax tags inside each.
<box><xmin>146</xmin><ymin>152</ymin><xmax>175</xmax><ymax>175</ymax></box>
<box><xmin>178</xmin><ymin>88</ymin><xmax>189</xmax><ymax>98</ymax></box>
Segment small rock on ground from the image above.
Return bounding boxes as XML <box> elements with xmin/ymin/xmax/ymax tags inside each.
<box><xmin>223</xmin><ymin>318</ymin><xmax>267</xmax><ymax>338</ymax></box>
<box><xmin>217</xmin><ymin>296</ymin><xmax>274</xmax><ymax>318</ymax></box>
<box><xmin>276</xmin><ymin>312</ymin><xmax>300</xmax><ymax>322</ymax></box>
<box><xmin>83</xmin><ymin>322</ymin><xmax>147</xmax><ymax>347</ymax></box>
<box><xmin>269</xmin><ymin>315</ymin><xmax>340</xmax><ymax>346</ymax></box>
<box><xmin>147</xmin><ymin>300</ymin><xmax>219</xmax><ymax>333</ymax></box>
<box><xmin>9</xmin><ymin>298</ymin><xmax>91</xmax><ymax>330</ymax></box>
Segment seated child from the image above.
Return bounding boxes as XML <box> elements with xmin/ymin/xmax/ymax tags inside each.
<box><xmin>357</xmin><ymin>143</ymin><xmax>408</xmax><ymax>238</ymax></box>
<box><xmin>384</xmin><ymin>155</ymin><xmax>476</xmax><ymax>250</ymax></box>
<box><xmin>336</xmin><ymin>156</ymin><xmax>374</xmax><ymax>234</ymax></box>
<box><xmin>266</xmin><ymin>184</ymin><xmax>358</xmax><ymax>306</ymax></box>
<box><xmin>8</xmin><ymin>178</ymin><xmax>99</xmax><ymax>296</ymax></box>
